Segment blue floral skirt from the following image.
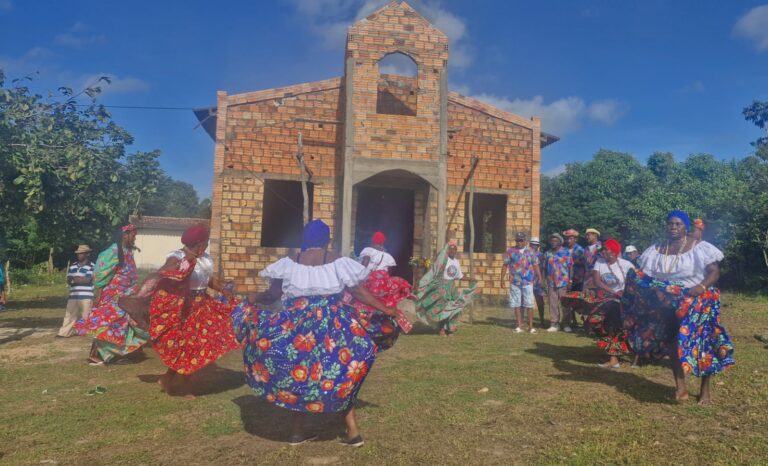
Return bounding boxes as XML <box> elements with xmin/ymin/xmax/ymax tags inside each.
<box><xmin>232</xmin><ymin>293</ymin><xmax>377</xmax><ymax>413</ymax></box>
<box><xmin>622</xmin><ymin>269</ymin><xmax>734</xmax><ymax>377</ymax></box>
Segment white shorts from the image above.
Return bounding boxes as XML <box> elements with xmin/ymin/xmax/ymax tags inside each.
<box><xmin>509</xmin><ymin>284</ymin><xmax>534</xmax><ymax>309</ymax></box>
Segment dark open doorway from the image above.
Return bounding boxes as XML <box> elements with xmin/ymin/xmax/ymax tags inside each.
<box><xmin>354</xmin><ymin>186</ymin><xmax>415</xmax><ymax>282</ymax></box>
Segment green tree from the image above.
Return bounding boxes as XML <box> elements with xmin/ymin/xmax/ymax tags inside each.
<box><xmin>142</xmin><ymin>176</ymin><xmax>203</xmax><ymax>218</ymax></box>
<box><xmin>0</xmin><ymin>70</ymin><xmax>164</xmax><ymax>266</ymax></box>
<box><xmin>743</xmin><ymin>100</ymin><xmax>768</xmax><ymax>161</ymax></box>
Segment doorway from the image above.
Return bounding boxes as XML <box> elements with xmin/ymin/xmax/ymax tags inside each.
<box><xmin>354</xmin><ymin>186</ymin><xmax>415</xmax><ymax>282</ymax></box>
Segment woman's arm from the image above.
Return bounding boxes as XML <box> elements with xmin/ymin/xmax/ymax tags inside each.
<box><xmin>349</xmin><ymin>285</ymin><xmax>397</xmax><ymax>317</ymax></box>
<box><xmin>687</xmin><ymin>262</ymin><xmax>720</xmax><ymax>297</ymax></box>
<box><xmin>361</xmin><ymin>256</ymin><xmax>371</xmax><ymax>268</ymax></box>
<box><xmin>247</xmin><ymin>279</ymin><xmax>283</xmax><ymax>305</ymax></box>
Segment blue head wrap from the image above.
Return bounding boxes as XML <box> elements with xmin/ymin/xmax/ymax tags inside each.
<box><xmin>666</xmin><ymin>210</ymin><xmax>691</xmax><ymax>230</ymax></box>
<box><xmin>301</xmin><ymin>219</ymin><xmax>330</xmax><ymax>251</ymax></box>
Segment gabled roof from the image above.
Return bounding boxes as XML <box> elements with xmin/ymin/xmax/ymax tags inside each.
<box><xmin>351</xmin><ymin>1</ymin><xmax>448</xmax><ymax>41</ymax></box>
<box><xmin>194</xmin><ymin>80</ymin><xmax>560</xmax><ymax>148</ymax></box>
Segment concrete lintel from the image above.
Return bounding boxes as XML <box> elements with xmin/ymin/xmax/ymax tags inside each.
<box><xmin>350</xmin><ymin>158</ymin><xmax>441</xmax><ymax>187</ymax></box>
<box><xmin>340</xmin><ymin>56</ymin><xmax>357</xmax><ymax>256</ymax></box>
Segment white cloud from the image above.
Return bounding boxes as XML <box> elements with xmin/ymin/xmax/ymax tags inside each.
<box><xmin>55</xmin><ymin>22</ymin><xmax>105</xmax><ymax>47</ymax></box>
<box><xmin>78</xmin><ymin>73</ymin><xmax>150</xmax><ymax>96</ymax></box>
<box><xmin>465</xmin><ymin>91</ymin><xmax>628</xmax><ymax>135</ymax></box>
<box><xmin>734</xmin><ymin>5</ymin><xmax>768</xmax><ymax>52</ymax></box>
<box><xmin>0</xmin><ymin>0</ymin><xmax>12</xmax><ymax>12</ymax></box>
<box><xmin>0</xmin><ymin>47</ymin><xmax>52</xmax><ymax>75</ymax></box>
<box><xmin>680</xmin><ymin>80</ymin><xmax>705</xmax><ymax>93</ymax></box>
<box><xmin>543</xmin><ymin>164</ymin><xmax>566</xmax><ymax>177</ymax></box>
<box><xmin>587</xmin><ymin>99</ymin><xmax>627</xmax><ymax>125</ymax></box>
<box><xmin>288</xmin><ymin>0</ymin><xmax>473</xmax><ymax>68</ymax></box>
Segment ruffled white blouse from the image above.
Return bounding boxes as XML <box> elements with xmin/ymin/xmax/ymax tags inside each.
<box><xmin>167</xmin><ymin>250</ymin><xmax>214</xmax><ymax>291</ymax></box>
<box><xmin>638</xmin><ymin>241</ymin><xmax>724</xmax><ymax>287</ymax></box>
<box><xmin>359</xmin><ymin>247</ymin><xmax>397</xmax><ymax>274</ymax></box>
<box><xmin>260</xmin><ymin>256</ymin><xmax>369</xmax><ymax>298</ymax></box>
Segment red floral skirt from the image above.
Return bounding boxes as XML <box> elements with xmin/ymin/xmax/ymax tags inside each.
<box><xmin>344</xmin><ymin>270</ymin><xmax>413</xmax><ymax>351</ymax></box>
<box><xmin>150</xmin><ymin>290</ymin><xmax>239</xmax><ymax>375</ymax></box>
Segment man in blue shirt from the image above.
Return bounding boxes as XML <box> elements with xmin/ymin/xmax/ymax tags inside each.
<box><xmin>58</xmin><ymin>245</ymin><xmax>95</xmax><ymax>337</ymax></box>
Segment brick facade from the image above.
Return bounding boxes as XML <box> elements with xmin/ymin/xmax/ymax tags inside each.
<box><xmin>202</xmin><ymin>1</ymin><xmax>556</xmax><ymax>297</ymax></box>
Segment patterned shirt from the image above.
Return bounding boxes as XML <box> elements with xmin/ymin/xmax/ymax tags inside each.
<box><xmin>504</xmin><ymin>247</ymin><xmax>539</xmax><ymax>286</ymax></box>
<box><xmin>567</xmin><ymin>244</ymin><xmax>586</xmax><ymax>282</ymax></box>
<box><xmin>584</xmin><ymin>242</ymin><xmax>602</xmax><ymax>269</ymax></box>
<box><xmin>67</xmin><ymin>261</ymin><xmax>95</xmax><ymax>299</ymax></box>
<box><xmin>545</xmin><ymin>248</ymin><xmax>574</xmax><ymax>288</ymax></box>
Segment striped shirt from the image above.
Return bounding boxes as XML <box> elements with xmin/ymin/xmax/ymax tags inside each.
<box><xmin>68</xmin><ymin>262</ymin><xmax>95</xmax><ymax>299</ymax></box>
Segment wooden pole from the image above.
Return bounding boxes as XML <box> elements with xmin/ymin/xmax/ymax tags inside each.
<box><xmin>468</xmin><ymin>171</ymin><xmax>476</xmax><ymax>324</ymax></box>
<box><xmin>5</xmin><ymin>260</ymin><xmax>10</xmax><ymax>297</ymax></box>
<box><xmin>296</xmin><ymin>131</ymin><xmax>309</xmax><ymax>226</ymax></box>
<box><xmin>445</xmin><ymin>157</ymin><xmax>479</xmax><ymax>241</ymax></box>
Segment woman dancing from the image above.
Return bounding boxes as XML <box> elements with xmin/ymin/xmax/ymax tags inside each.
<box><xmin>76</xmin><ymin>224</ymin><xmax>148</xmax><ymax>365</ymax></box>
<box><xmin>232</xmin><ymin>220</ymin><xmax>398</xmax><ymax>447</ymax></box>
<box><xmin>144</xmin><ymin>225</ymin><xmax>239</xmax><ymax>397</ymax></box>
<box><xmin>623</xmin><ymin>210</ymin><xmax>734</xmax><ymax>404</ymax></box>
<box><xmin>345</xmin><ymin>231</ymin><xmax>413</xmax><ymax>350</ymax></box>
<box><xmin>415</xmin><ymin>239</ymin><xmax>477</xmax><ymax>336</ymax></box>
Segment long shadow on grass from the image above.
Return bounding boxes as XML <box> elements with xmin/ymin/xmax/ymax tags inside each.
<box><xmin>2</xmin><ymin>296</ymin><xmax>68</xmax><ymax>311</ymax></box>
<box><xmin>529</xmin><ymin>342</ymin><xmax>674</xmax><ymax>404</ymax></box>
<box><xmin>0</xmin><ymin>316</ymin><xmax>63</xmax><ymax>329</ymax></box>
<box><xmin>233</xmin><ymin>395</ymin><xmax>379</xmax><ymax>442</ymax></box>
<box><xmin>137</xmin><ymin>364</ymin><xmax>245</xmax><ymax>396</ymax></box>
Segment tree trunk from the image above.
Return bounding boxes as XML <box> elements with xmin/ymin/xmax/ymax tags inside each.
<box><xmin>48</xmin><ymin>247</ymin><xmax>54</xmax><ymax>274</ymax></box>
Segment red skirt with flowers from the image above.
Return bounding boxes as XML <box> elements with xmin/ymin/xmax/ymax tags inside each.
<box><xmin>150</xmin><ymin>289</ymin><xmax>239</xmax><ymax>375</ymax></box>
<box><xmin>344</xmin><ymin>270</ymin><xmax>414</xmax><ymax>351</ymax></box>
<box><xmin>563</xmin><ymin>289</ymin><xmax>629</xmax><ymax>356</ymax></box>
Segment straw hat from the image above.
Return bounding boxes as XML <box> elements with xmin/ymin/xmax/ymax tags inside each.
<box><xmin>74</xmin><ymin>245</ymin><xmax>92</xmax><ymax>254</ymax></box>
<box><xmin>585</xmin><ymin>228</ymin><xmax>601</xmax><ymax>236</ymax></box>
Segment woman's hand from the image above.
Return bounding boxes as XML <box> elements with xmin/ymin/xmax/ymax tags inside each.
<box><xmin>383</xmin><ymin>306</ymin><xmax>398</xmax><ymax>317</ymax></box>
<box><xmin>686</xmin><ymin>284</ymin><xmax>706</xmax><ymax>297</ymax></box>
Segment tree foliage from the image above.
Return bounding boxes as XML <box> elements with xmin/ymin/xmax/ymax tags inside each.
<box><xmin>142</xmin><ymin>176</ymin><xmax>210</xmax><ymax>218</ymax></box>
<box><xmin>541</xmin><ymin>148</ymin><xmax>768</xmax><ymax>290</ymax></box>
<box><xmin>0</xmin><ymin>70</ymin><xmax>165</xmax><ymax>266</ymax></box>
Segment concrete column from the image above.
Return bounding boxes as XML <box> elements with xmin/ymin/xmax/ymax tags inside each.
<box><xmin>340</xmin><ymin>56</ymin><xmax>356</xmax><ymax>255</ymax></box>
<box><xmin>436</xmin><ymin>68</ymin><xmax>448</xmax><ymax>251</ymax></box>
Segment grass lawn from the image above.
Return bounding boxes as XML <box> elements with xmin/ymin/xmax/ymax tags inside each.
<box><xmin>1</xmin><ymin>284</ymin><xmax>767</xmax><ymax>465</ymax></box>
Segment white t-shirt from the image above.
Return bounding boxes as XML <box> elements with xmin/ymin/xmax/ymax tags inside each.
<box><xmin>167</xmin><ymin>250</ymin><xmax>214</xmax><ymax>291</ymax></box>
<box><xmin>444</xmin><ymin>257</ymin><xmax>464</xmax><ymax>281</ymax></box>
<box><xmin>592</xmin><ymin>257</ymin><xmax>635</xmax><ymax>293</ymax></box>
<box><xmin>260</xmin><ymin>256</ymin><xmax>368</xmax><ymax>298</ymax></box>
<box><xmin>358</xmin><ymin>247</ymin><xmax>397</xmax><ymax>274</ymax></box>
<box><xmin>638</xmin><ymin>241</ymin><xmax>723</xmax><ymax>287</ymax></box>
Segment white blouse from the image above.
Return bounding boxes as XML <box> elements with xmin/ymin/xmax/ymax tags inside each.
<box><xmin>167</xmin><ymin>250</ymin><xmax>214</xmax><ymax>291</ymax></box>
<box><xmin>359</xmin><ymin>247</ymin><xmax>397</xmax><ymax>274</ymax></box>
<box><xmin>444</xmin><ymin>257</ymin><xmax>464</xmax><ymax>281</ymax></box>
<box><xmin>638</xmin><ymin>241</ymin><xmax>724</xmax><ymax>287</ymax></box>
<box><xmin>260</xmin><ymin>256</ymin><xmax>369</xmax><ymax>298</ymax></box>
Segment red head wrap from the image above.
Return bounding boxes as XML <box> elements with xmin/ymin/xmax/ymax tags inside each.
<box><xmin>693</xmin><ymin>218</ymin><xmax>705</xmax><ymax>231</ymax></box>
<box><xmin>604</xmin><ymin>239</ymin><xmax>621</xmax><ymax>256</ymax></box>
<box><xmin>121</xmin><ymin>223</ymin><xmax>137</xmax><ymax>232</ymax></box>
<box><xmin>372</xmin><ymin>231</ymin><xmax>386</xmax><ymax>246</ymax></box>
<box><xmin>181</xmin><ymin>225</ymin><xmax>210</xmax><ymax>247</ymax></box>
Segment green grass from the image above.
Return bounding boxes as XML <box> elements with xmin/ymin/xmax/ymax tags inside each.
<box><xmin>1</xmin><ymin>284</ymin><xmax>767</xmax><ymax>465</ymax></box>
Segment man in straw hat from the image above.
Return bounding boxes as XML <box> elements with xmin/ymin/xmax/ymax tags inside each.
<box><xmin>58</xmin><ymin>245</ymin><xmax>95</xmax><ymax>337</ymax></box>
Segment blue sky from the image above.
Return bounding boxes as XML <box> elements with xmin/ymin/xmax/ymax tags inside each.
<box><xmin>2</xmin><ymin>0</ymin><xmax>767</xmax><ymax>197</ymax></box>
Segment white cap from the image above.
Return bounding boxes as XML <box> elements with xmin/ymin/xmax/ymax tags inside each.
<box><xmin>529</xmin><ymin>236</ymin><xmax>540</xmax><ymax>244</ymax></box>
<box><xmin>625</xmin><ymin>245</ymin><xmax>638</xmax><ymax>253</ymax></box>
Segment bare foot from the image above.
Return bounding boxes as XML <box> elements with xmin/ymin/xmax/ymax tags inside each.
<box><xmin>439</xmin><ymin>329</ymin><xmax>447</xmax><ymax>337</ymax></box>
<box><xmin>698</xmin><ymin>395</ymin><xmax>712</xmax><ymax>406</ymax></box>
<box><xmin>675</xmin><ymin>390</ymin><xmax>689</xmax><ymax>401</ymax></box>
<box><xmin>183</xmin><ymin>394</ymin><xmax>196</xmax><ymax>401</ymax></box>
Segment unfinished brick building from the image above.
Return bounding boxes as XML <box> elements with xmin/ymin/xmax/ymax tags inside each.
<box><xmin>194</xmin><ymin>1</ymin><xmax>558</xmax><ymax>297</ymax></box>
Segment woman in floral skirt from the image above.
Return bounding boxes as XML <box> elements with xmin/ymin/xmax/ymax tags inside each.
<box><xmin>623</xmin><ymin>210</ymin><xmax>734</xmax><ymax>404</ymax></box>
<box><xmin>345</xmin><ymin>231</ymin><xmax>413</xmax><ymax>350</ymax></box>
<box><xmin>75</xmin><ymin>224</ymin><xmax>148</xmax><ymax>365</ymax></box>
<box><xmin>232</xmin><ymin>220</ymin><xmax>397</xmax><ymax>447</ymax></box>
